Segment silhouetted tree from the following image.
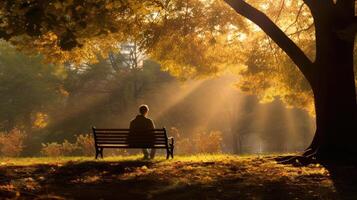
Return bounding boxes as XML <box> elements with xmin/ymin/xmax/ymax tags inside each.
<box><xmin>225</xmin><ymin>0</ymin><xmax>357</xmax><ymax>160</ymax></box>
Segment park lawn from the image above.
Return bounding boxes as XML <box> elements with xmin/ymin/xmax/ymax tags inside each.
<box><xmin>0</xmin><ymin>154</ymin><xmax>355</xmax><ymax>200</ymax></box>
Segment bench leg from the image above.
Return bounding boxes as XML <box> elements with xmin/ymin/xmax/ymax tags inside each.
<box><xmin>170</xmin><ymin>146</ymin><xmax>174</xmax><ymax>159</ymax></box>
<box><xmin>166</xmin><ymin>146</ymin><xmax>174</xmax><ymax>159</ymax></box>
<box><xmin>95</xmin><ymin>148</ymin><xmax>99</xmax><ymax>159</ymax></box>
<box><xmin>166</xmin><ymin>148</ymin><xmax>170</xmax><ymax>159</ymax></box>
<box><xmin>95</xmin><ymin>148</ymin><xmax>103</xmax><ymax>159</ymax></box>
<box><xmin>100</xmin><ymin>148</ymin><xmax>103</xmax><ymax>159</ymax></box>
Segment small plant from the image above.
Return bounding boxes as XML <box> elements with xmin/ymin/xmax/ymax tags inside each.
<box><xmin>61</xmin><ymin>140</ymin><xmax>79</xmax><ymax>156</ymax></box>
<box><xmin>170</xmin><ymin>127</ymin><xmax>223</xmax><ymax>155</ymax></box>
<box><xmin>0</xmin><ymin>128</ymin><xmax>27</xmax><ymax>157</ymax></box>
<box><xmin>41</xmin><ymin>142</ymin><xmax>63</xmax><ymax>157</ymax></box>
<box><xmin>75</xmin><ymin>134</ymin><xmax>95</xmax><ymax>156</ymax></box>
<box><xmin>41</xmin><ymin>140</ymin><xmax>79</xmax><ymax>157</ymax></box>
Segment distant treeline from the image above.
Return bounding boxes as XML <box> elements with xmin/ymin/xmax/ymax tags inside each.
<box><xmin>0</xmin><ymin>42</ymin><xmax>314</xmax><ymax>156</ymax></box>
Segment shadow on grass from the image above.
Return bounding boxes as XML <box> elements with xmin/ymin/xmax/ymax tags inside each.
<box><xmin>322</xmin><ymin>163</ymin><xmax>357</xmax><ymax>200</ymax></box>
<box><xmin>1</xmin><ymin>156</ymin><xmax>352</xmax><ymax>200</ymax></box>
<box><xmin>275</xmin><ymin>155</ymin><xmax>357</xmax><ymax>200</ymax></box>
<box><xmin>0</xmin><ymin>159</ymin><xmax>166</xmax><ymax>199</ymax></box>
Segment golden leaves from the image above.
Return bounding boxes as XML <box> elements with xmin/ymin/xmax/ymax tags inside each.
<box><xmin>0</xmin><ymin>0</ymin><xmax>317</xmax><ymax>113</ymax></box>
<box><xmin>33</xmin><ymin>112</ymin><xmax>49</xmax><ymax>129</ymax></box>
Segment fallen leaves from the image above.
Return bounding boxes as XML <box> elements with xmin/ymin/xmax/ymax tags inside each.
<box><xmin>0</xmin><ymin>155</ymin><xmax>345</xmax><ymax>199</ymax></box>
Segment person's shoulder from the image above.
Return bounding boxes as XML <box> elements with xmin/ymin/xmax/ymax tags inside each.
<box><xmin>145</xmin><ymin>117</ymin><xmax>154</xmax><ymax>121</ymax></box>
<box><xmin>130</xmin><ymin>115</ymin><xmax>139</xmax><ymax>123</ymax></box>
<box><xmin>144</xmin><ymin>117</ymin><xmax>154</xmax><ymax>124</ymax></box>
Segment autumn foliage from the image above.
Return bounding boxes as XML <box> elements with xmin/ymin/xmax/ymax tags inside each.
<box><xmin>41</xmin><ymin>134</ymin><xmax>94</xmax><ymax>157</ymax></box>
<box><xmin>170</xmin><ymin>127</ymin><xmax>223</xmax><ymax>155</ymax></box>
<box><xmin>0</xmin><ymin>128</ymin><xmax>27</xmax><ymax>157</ymax></box>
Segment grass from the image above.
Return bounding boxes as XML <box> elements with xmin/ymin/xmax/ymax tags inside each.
<box><xmin>0</xmin><ymin>154</ymin><xmax>356</xmax><ymax>199</ymax></box>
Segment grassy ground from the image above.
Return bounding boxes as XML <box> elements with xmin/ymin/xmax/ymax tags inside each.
<box><xmin>0</xmin><ymin>154</ymin><xmax>356</xmax><ymax>200</ymax></box>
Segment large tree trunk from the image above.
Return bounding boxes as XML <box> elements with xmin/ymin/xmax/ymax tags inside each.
<box><xmin>307</xmin><ymin>13</ymin><xmax>357</xmax><ymax>160</ymax></box>
<box><xmin>309</xmin><ymin>70</ymin><xmax>357</xmax><ymax>160</ymax></box>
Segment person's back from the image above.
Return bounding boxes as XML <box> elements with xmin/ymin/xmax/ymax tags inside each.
<box><xmin>129</xmin><ymin>104</ymin><xmax>156</xmax><ymax>159</ymax></box>
<box><xmin>129</xmin><ymin>115</ymin><xmax>154</xmax><ymax>131</ymax></box>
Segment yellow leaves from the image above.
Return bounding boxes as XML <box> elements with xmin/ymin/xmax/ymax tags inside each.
<box><xmin>105</xmin><ymin>2</ymin><xmax>114</xmax><ymax>10</ymax></box>
<box><xmin>53</xmin><ymin>2</ymin><xmax>63</xmax><ymax>10</ymax></box>
<box><xmin>53</xmin><ymin>65</ymin><xmax>67</xmax><ymax>80</ymax></box>
<box><xmin>33</xmin><ymin>112</ymin><xmax>49</xmax><ymax>129</ymax></box>
<box><xmin>59</xmin><ymin>86</ymin><xmax>69</xmax><ymax>97</ymax></box>
<box><xmin>53</xmin><ymin>0</ymin><xmax>74</xmax><ymax>10</ymax></box>
<box><xmin>0</xmin><ymin>154</ymin><xmax>339</xmax><ymax>199</ymax></box>
<box><xmin>71</xmin><ymin>175</ymin><xmax>100</xmax><ymax>184</ymax></box>
<box><xmin>141</xmin><ymin>165</ymin><xmax>148</xmax><ymax>170</ymax></box>
<box><xmin>0</xmin><ymin>128</ymin><xmax>26</xmax><ymax>157</ymax></box>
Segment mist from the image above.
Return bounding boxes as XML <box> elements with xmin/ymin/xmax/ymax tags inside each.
<box><xmin>0</xmin><ymin>44</ymin><xmax>315</xmax><ymax>156</ymax></box>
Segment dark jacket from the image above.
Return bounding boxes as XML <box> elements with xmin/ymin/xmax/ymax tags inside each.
<box><xmin>129</xmin><ymin>115</ymin><xmax>155</xmax><ymax>131</ymax></box>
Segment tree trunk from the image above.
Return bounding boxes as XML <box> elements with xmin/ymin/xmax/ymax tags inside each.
<box><xmin>309</xmin><ymin>75</ymin><xmax>357</xmax><ymax>160</ymax></box>
<box><xmin>307</xmin><ymin>16</ymin><xmax>357</xmax><ymax>160</ymax></box>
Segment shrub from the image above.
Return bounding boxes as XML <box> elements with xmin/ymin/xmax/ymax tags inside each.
<box><xmin>41</xmin><ymin>142</ymin><xmax>63</xmax><ymax>157</ymax></box>
<box><xmin>41</xmin><ymin>140</ymin><xmax>79</xmax><ymax>157</ymax></box>
<box><xmin>0</xmin><ymin>128</ymin><xmax>27</xmax><ymax>157</ymax></box>
<box><xmin>169</xmin><ymin>127</ymin><xmax>223</xmax><ymax>155</ymax></box>
<box><xmin>75</xmin><ymin>134</ymin><xmax>95</xmax><ymax>156</ymax></box>
<box><xmin>61</xmin><ymin>140</ymin><xmax>79</xmax><ymax>156</ymax></box>
<box><xmin>40</xmin><ymin>133</ymin><xmax>125</xmax><ymax>157</ymax></box>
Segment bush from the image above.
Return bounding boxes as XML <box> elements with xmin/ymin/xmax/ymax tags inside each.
<box><xmin>62</xmin><ymin>140</ymin><xmax>79</xmax><ymax>156</ymax></box>
<box><xmin>169</xmin><ymin>127</ymin><xmax>223</xmax><ymax>155</ymax></box>
<box><xmin>75</xmin><ymin>134</ymin><xmax>95</xmax><ymax>156</ymax></box>
<box><xmin>41</xmin><ymin>142</ymin><xmax>63</xmax><ymax>157</ymax></box>
<box><xmin>41</xmin><ymin>133</ymin><xmax>127</xmax><ymax>157</ymax></box>
<box><xmin>0</xmin><ymin>128</ymin><xmax>26</xmax><ymax>157</ymax></box>
<box><xmin>41</xmin><ymin>140</ymin><xmax>79</xmax><ymax>157</ymax></box>
<box><xmin>194</xmin><ymin>130</ymin><xmax>223</xmax><ymax>153</ymax></box>
<box><xmin>189</xmin><ymin>130</ymin><xmax>223</xmax><ymax>154</ymax></box>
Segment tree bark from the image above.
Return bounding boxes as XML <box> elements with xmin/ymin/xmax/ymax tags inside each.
<box><xmin>306</xmin><ymin>7</ymin><xmax>357</xmax><ymax>159</ymax></box>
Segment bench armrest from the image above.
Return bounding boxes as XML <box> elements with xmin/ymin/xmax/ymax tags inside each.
<box><xmin>168</xmin><ymin>137</ymin><xmax>174</xmax><ymax>146</ymax></box>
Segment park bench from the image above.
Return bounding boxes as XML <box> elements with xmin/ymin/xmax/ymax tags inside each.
<box><xmin>92</xmin><ymin>127</ymin><xmax>174</xmax><ymax>159</ymax></box>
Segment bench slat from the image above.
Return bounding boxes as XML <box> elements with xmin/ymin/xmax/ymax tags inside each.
<box><xmin>95</xmin><ymin>134</ymin><xmax>166</xmax><ymax>137</ymax></box>
<box><xmin>94</xmin><ymin>132</ymin><xmax>165</xmax><ymax>135</ymax></box>
<box><xmin>94</xmin><ymin>129</ymin><xmax>165</xmax><ymax>132</ymax></box>
<box><xmin>95</xmin><ymin>136</ymin><xmax>165</xmax><ymax>139</ymax></box>
<box><xmin>96</xmin><ymin>142</ymin><xmax>166</xmax><ymax>145</ymax></box>
<box><xmin>96</xmin><ymin>140</ymin><xmax>167</xmax><ymax>143</ymax></box>
<box><xmin>96</xmin><ymin>135</ymin><xmax>166</xmax><ymax>140</ymax></box>
<box><xmin>96</xmin><ymin>139</ymin><xmax>167</xmax><ymax>142</ymax></box>
<box><xmin>97</xmin><ymin>145</ymin><xmax>167</xmax><ymax>148</ymax></box>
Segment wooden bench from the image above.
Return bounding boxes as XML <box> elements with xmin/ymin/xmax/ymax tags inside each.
<box><xmin>92</xmin><ymin>127</ymin><xmax>174</xmax><ymax>159</ymax></box>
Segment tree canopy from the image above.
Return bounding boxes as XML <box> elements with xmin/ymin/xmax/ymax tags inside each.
<box><xmin>0</xmin><ymin>0</ymin><xmax>355</xmax><ymax>115</ymax></box>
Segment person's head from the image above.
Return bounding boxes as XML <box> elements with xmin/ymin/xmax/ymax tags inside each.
<box><xmin>139</xmin><ymin>104</ymin><xmax>149</xmax><ymax>116</ymax></box>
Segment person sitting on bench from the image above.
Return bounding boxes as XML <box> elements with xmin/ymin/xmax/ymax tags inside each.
<box><xmin>129</xmin><ymin>104</ymin><xmax>156</xmax><ymax>159</ymax></box>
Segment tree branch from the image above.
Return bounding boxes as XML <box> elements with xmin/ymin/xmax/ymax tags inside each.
<box><xmin>274</xmin><ymin>0</ymin><xmax>285</xmax><ymax>22</ymax></box>
<box><xmin>224</xmin><ymin>0</ymin><xmax>313</xmax><ymax>82</ymax></box>
<box><xmin>284</xmin><ymin>3</ymin><xmax>305</xmax><ymax>33</ymax></box>
<box><xmin>287</xmin><ymin>23</ymin><xmax>314</xmax><ymax>37</ymax></box>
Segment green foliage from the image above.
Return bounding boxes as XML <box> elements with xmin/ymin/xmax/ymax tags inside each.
<box><xmin>0</xmin><ymin>42</ymin><xmax>65</xmax><ymax>131</ymax></box>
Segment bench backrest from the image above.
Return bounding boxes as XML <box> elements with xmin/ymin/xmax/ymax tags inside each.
<box><xmin>92</xmin><ymin>127</ymin><xmax>168</xmax><ymax>148</ymax></box>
